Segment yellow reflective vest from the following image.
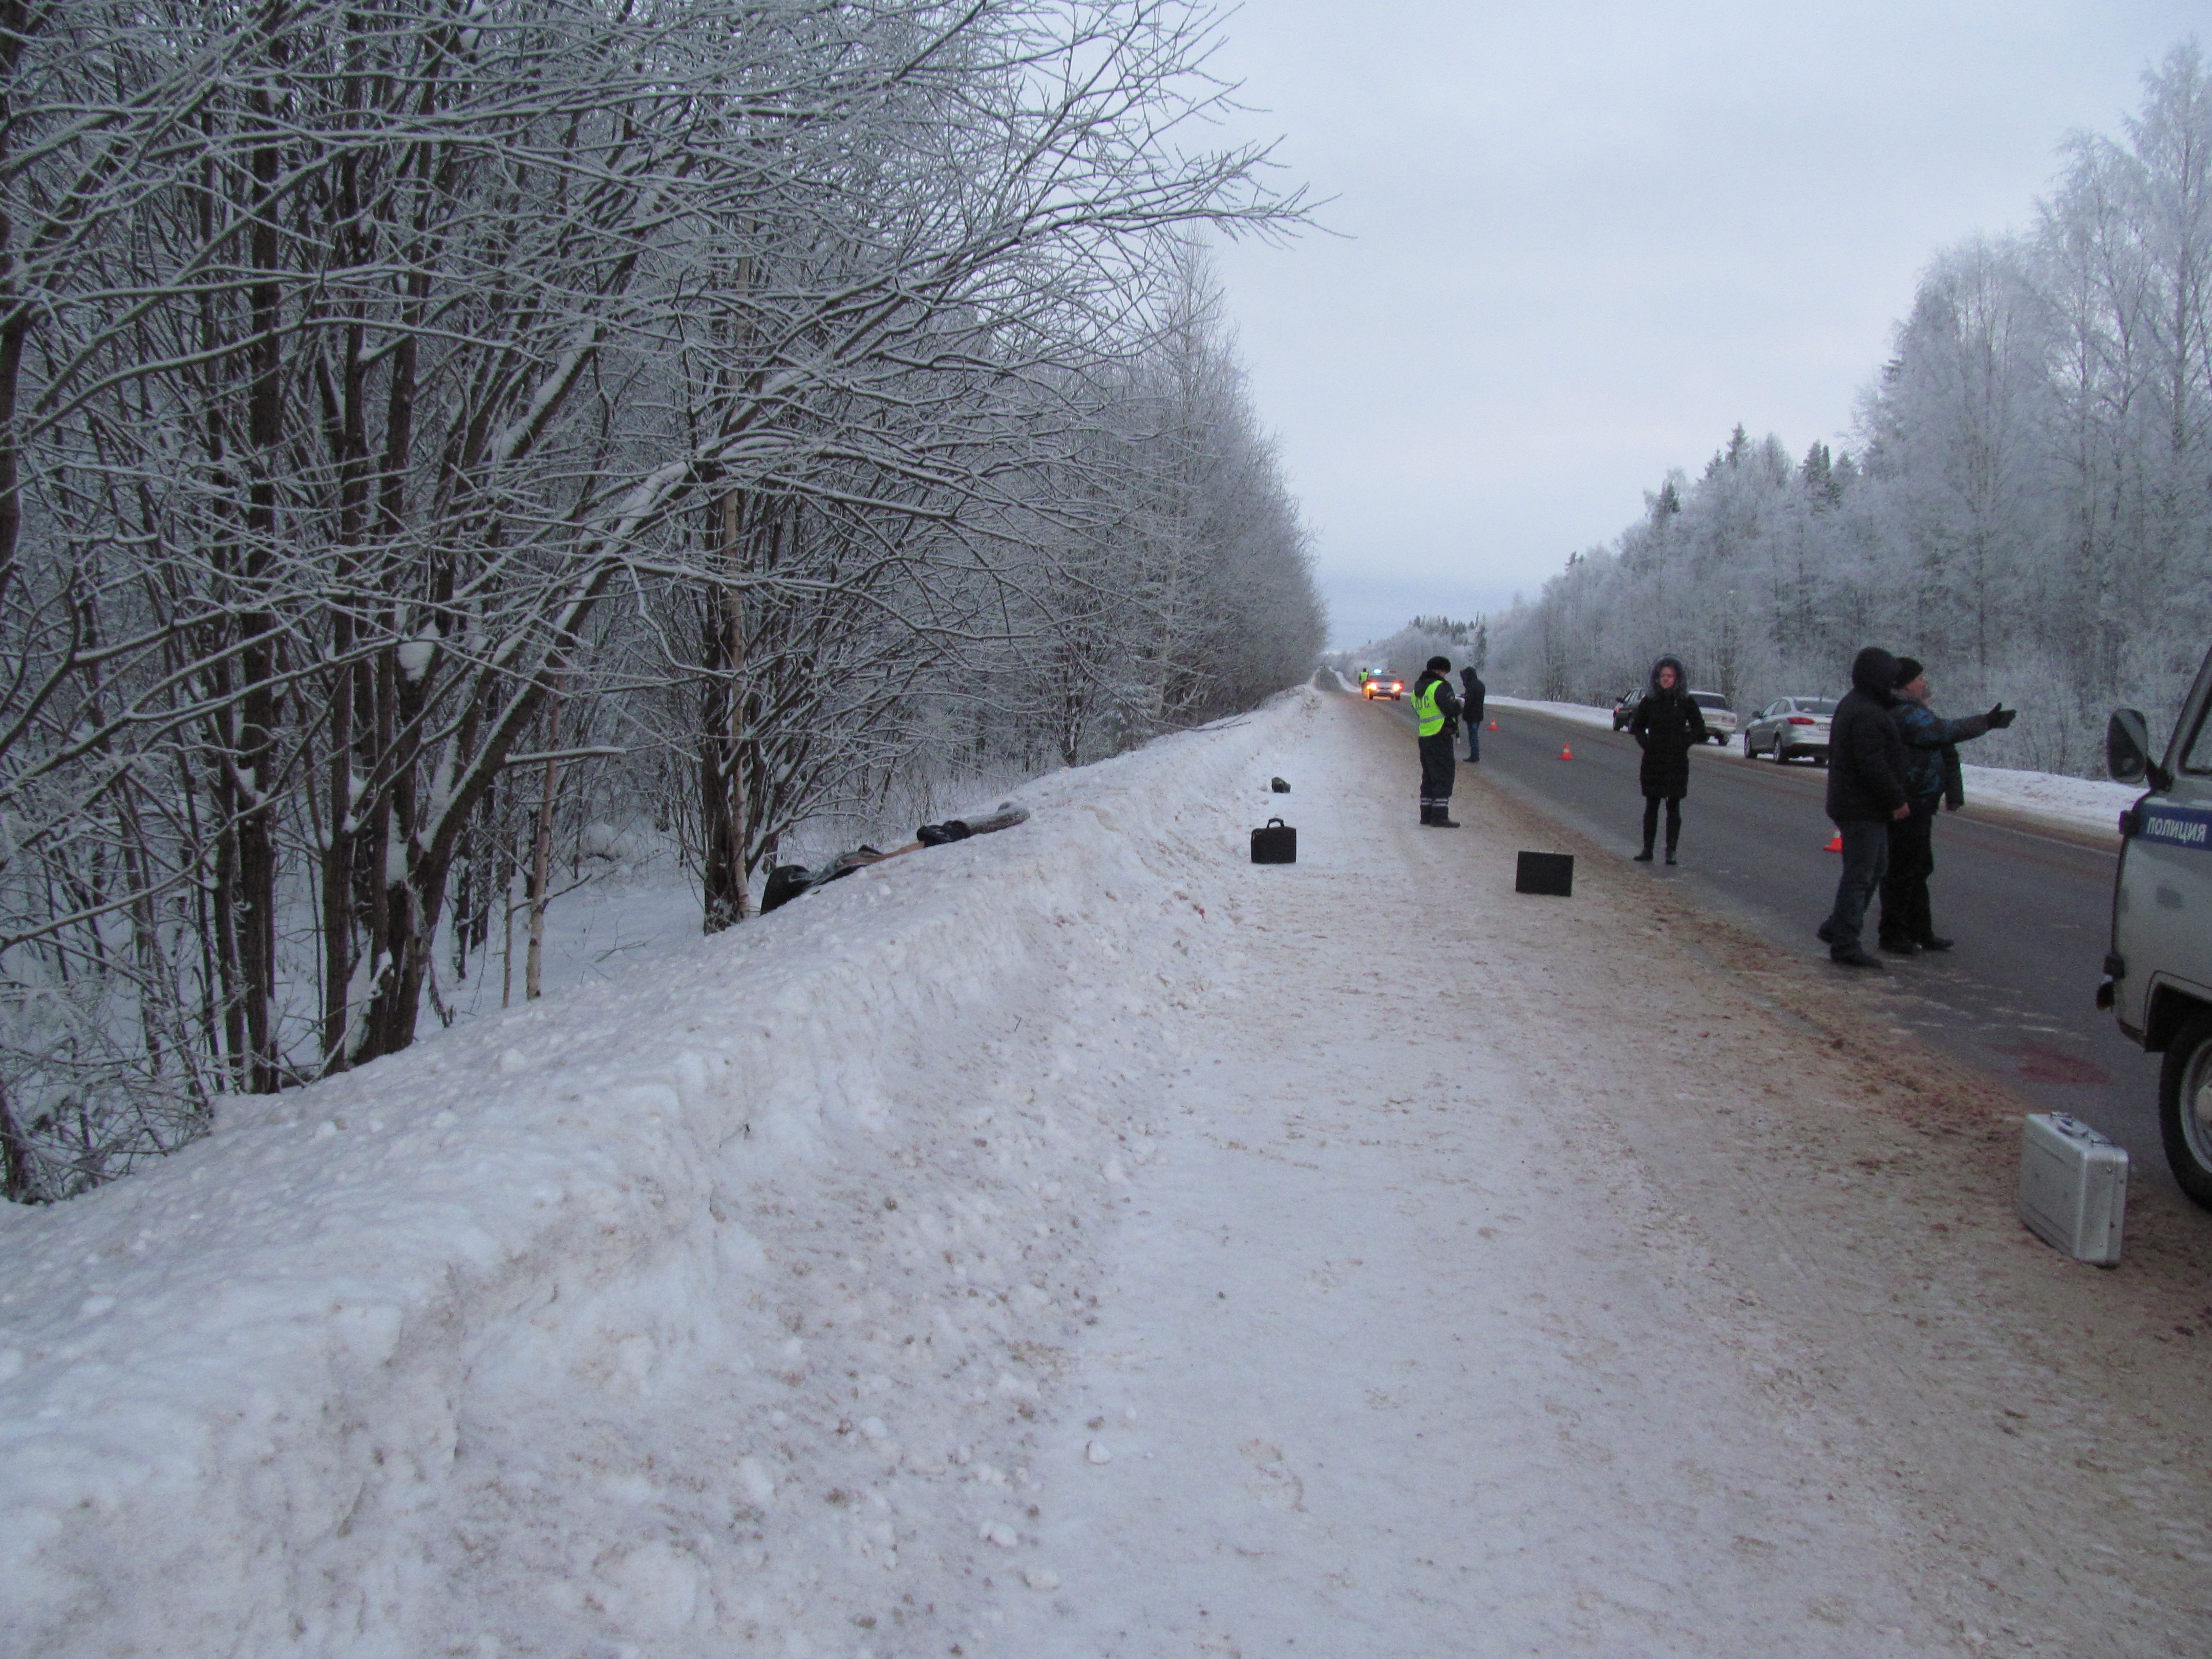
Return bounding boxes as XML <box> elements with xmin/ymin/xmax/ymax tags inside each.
<box><xmin>1414</xmin><ymin>678</ymin><xmax>1449</xmax><ymax>737</ymax></box>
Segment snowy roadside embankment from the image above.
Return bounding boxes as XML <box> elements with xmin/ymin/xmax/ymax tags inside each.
<box><xmin>1949</xmin><ymin>759</ymin><xmax>2135</xmax><ymax>837</ymax></box>
<box><xmin>0</xmin><ymin>691</ymin><xmax>1320</xmax><ymax>1657</ymax></box>
<box><xmin>1488</xmin><ymin>695</ymin><xmax>2135</xmax><ymax>837</ymax></box>
<box><xmin>1485</xmin><ymin>694</ymin><xmax>1619</xmax><ymax>733</ymax></box>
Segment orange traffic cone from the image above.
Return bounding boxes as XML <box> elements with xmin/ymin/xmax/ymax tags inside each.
<box><xmin>1823</xmin><ymin>832</ymin><xmax>1842</xmax><ymax>852</ymax></box>
<box><xmin>1559</xmin><ymin>744</ymin><xmax>1573</xmax><ymax>760</ymax></box>
<box><xmin>1488</xmin><ymin>720</ymin><xmax>1498</xmax><ymax>730</ymax></box>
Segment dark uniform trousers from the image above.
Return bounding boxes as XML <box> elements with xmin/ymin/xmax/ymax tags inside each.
<box><xmin>1419</xmin><ymin>733</ymin><xmax>1456</xmax><ymax>806</ymax></box>
<box><xmin>1879</xmin><ymin>797</ymin><xmax>1939</xmax><ymax>944</ymax></box>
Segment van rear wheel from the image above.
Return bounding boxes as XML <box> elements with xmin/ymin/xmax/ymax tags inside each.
<box><xmin>2158</xmin><ymin>1012</ymin><xmax>2212</xmax><ymax>1210</ymax></box>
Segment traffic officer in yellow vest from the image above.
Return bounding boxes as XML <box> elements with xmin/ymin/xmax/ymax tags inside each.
<box><xmin>1411</xmin><ymin>655</ymin><xmax>1463</xmax><ymax>827</ymax></box>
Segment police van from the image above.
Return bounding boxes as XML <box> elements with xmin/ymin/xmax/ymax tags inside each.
<box><xmin>2101</xmin><ymin>641</ymin><xmax>2212</xmax><ymax>1208</ymax></box>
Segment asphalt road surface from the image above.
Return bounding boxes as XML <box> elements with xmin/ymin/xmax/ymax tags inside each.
<box><xmin>1364</xmin><ymin>689</ymin><xmax>2174</xmax><ymax>1192</ymax></box>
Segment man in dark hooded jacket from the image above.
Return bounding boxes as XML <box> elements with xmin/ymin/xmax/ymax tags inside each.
<box><xmin>1411</xmin><ymin>656</ymin><xmax>1462</xmax><ymax>827</ymax></box>
<box><xmin>1459</xmin><ymin>665</ymin><xmax>1486</xmax><ymax>763</ymax></box>
<box><xmin>1818</xmin><ymin>646</ymin><xmax>1912</xmax><ymax>968</ymax></box>
<box><xmin>1878</xmin><ymin>656</ymin><xmax>2015</xmax><ymax>953</ymax></box>
<box><xmin>1627</xmin><ymin>655</ymin><xmax>1705</xmax><ymax>863</ymax></box>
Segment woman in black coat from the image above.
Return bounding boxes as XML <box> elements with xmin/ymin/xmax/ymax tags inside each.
<box><xmin>1627</xmin><ymin>654</ymin><xmax>1706</xmax><ymax>863</ymax></box>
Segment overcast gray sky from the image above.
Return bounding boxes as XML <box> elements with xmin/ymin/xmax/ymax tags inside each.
<box><xmin>1204</xmin><ymin>1</ymin><xmax>2208</xmax><ymax>649</ymax></box>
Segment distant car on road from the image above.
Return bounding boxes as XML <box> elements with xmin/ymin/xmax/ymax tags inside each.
<box><xmin>1687</xmin><ymin>690</ymin><xmax>1736</xmax><ymax>743</ymax></box>
<box><xmin>1610</xmin><ymin>691</ymin><xmax>1641</xmax><ymax>731</ymax></box>
<box><xmin>1741</xmin><ymin>696</ymin><xmax>1837</xmax><ymax>763</ymax></box>
<box><xmin>1363</xmin><ymin>673</ymin><xmax>1404</xmax><ymax>701</ymax></box>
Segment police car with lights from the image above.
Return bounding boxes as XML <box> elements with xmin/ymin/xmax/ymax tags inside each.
<box><xmin>2100</xmin><ymin>642</ymin><xmax>2212</xmax><ymax>1208</ymax></box>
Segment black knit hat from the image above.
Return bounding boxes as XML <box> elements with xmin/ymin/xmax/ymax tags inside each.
<box><xmin>1893</xmin><ymin>656</ymin><xmax>1924</xmax><ymax>688</ymax></box>
<box><xmin>1426</xmin><ymin>655</ymin><xmax>1451</xmax><ymax>672</ymax></box>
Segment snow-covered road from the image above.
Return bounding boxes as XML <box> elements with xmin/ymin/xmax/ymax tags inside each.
<box><xmin>992</xmin><ymin>705</ymin><xmax>1954</xmax><ymax>1655</ymax></box>
<box><xmin>6</xmin><ymin>687</ymin><xmax>2208</xmax><ymax>1657</ymax></box>
<box><xmin>996</xmin><ymin>692</ymin><xmax>2210</xmax><ymax>1658</ymax></box>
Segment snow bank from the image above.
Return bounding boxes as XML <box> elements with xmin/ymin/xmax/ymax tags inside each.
<box><xmin>1949</xmin><ymin>761</ymin><xmax>2134</xmax><ymax>838</ymax></box>
<box><xmin>1486</xmin><ymin>694</ymin><xmax>1619</xmax><ymax>732</ymax></box>
<box><xmin>0</xmin><ymin>690</ymin><xmax>1321</xmax><ymax>1657</ymax></box>
<box><xmin>1489</xmin><ymin>695</ymin><xmax>2133</xmax><ymax>838</ymax></box>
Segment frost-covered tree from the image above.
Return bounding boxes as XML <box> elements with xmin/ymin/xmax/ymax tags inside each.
<box><xmin>1486</xmin><ymin>37</ymin><xmax>2212</xmax><ymax>778</ymax></box>
<box><xmin>0</xmin><ymin>0</ymin><xmax>1321</xmax><ymax>1201</ymax></box>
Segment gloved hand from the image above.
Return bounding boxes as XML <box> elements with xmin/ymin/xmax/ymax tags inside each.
<box><xmin>1986</xmin><ymin>703</ymin><xmax>2016</xmax><ymax>729</ymax></box>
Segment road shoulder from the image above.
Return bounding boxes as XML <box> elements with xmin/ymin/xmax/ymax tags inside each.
<box><xmin>1460</xmin><ymin>700</ymin><xmax>2212</xmax><ymax>1656</ymax></box>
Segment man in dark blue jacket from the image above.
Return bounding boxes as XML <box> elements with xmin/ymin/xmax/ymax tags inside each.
<box><xmin>1817</xmin><ymin>647</ymin><xmax>1912</xmax><ymax>969</ymax></box>
<box><xmin>1879</xmin><ymin>657</ymin><xmax>2015</xmax><ymax>953</ymax></box>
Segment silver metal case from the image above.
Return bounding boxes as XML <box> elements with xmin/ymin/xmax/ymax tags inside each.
<box><xmin>2017</xmin><ymin>1112</ymin><xmax>2128</xmax><ymax>1266</ymax></box>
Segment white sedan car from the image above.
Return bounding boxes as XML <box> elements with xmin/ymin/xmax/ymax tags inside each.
<box><xmin>1740</xmin><ymin>696</ymin><xmax>1837</xmax><ymax>763</ymax></box>
<box><xmin>1687</xmin><ymin>690</ymin><xmax>1736</xmax><ymax>743</ymax></box>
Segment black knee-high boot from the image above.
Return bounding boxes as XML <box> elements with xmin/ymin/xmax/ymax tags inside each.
<box><xmin>1636</xmin><ymin>797</ymin><xmax>1658</xmax><ymax>860</ymax></box>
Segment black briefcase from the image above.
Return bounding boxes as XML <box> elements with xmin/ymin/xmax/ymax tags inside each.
<box><xmin>1250</xmin><ymin>817</ymin><xmax>1296</xmax><ymax>864</ymax></box>
<box><xmin>1515</xmin><ymin>850</ymin><xmax>1573</xmax><ymax>896</ymax></box>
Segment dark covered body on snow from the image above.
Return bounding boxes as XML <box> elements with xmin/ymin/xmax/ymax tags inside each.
<box><xmin>760</xmin><ymin>805</ymin><xmax>1030</xmax><ymax>913</ymax></box>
